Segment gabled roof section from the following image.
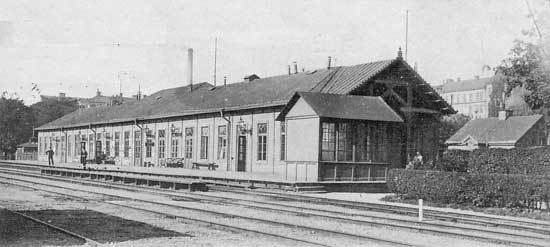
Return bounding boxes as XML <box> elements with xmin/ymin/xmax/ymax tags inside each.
<box><xmin>277</xmin><ymin>92</ymin><xmax>403</xmax><ymax>122</ymax></box>
<box><xmin>446</xmin><ymin>114</ymin><xmax>543</xmax><ymax>145</ymax></box>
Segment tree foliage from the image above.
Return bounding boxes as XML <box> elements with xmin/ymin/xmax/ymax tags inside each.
<box><xmin>496</xmin><ymin>40</ymin><xmax>550</xmax><ymax>110</ymax></box>
<box><xmin>0</xmin><ymin>93</ymin><xmax>33</xmax><ymax>156</ymax></box>
<box><xmin>30</xmin><ymin>98</ymin><xmax>78</xmax><ymax>128</ymax></box>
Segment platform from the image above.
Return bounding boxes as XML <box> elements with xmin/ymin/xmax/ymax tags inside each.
<box><xmin>1</xmin><ymin>160</ymin><xmax>388</xmax><ymax>193</ymax></box>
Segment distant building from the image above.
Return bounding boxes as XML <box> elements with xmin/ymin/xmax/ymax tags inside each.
<box><xmin>16</xmin><ymin>140</ymin><xmax>38</xmax><ymax>160</ymax></box>
<box><xmin>77</xmin><ymin>90</ymin><xmax>136</xmax><ymax>109</ymax></box>
<box><xmin>434</xmin><ymin>76</ymin><xmax>502</xmax><ymax>119</ymax></box>
<box><xmin>41</xmin><ymin>90</ymin><xmax>137</xmax><ymax>109</ymax></box>
<box><xmin>446</xmin><ymin>111</ymin><xmax>546</xmax><ymax>150</ymax></box>
<box><xmin>434</xmin><ymin>75</ymin><xmax>529</xmax><ymax>119</ymax></box>
<box><xmin>40</xmin><ymin>92</ymin><xmax>82</xmax><ymax>102</ymax></box>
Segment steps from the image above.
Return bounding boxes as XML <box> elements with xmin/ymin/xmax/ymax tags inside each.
<box><xmin>287</xmin><ymin>184</ymin><xmax>327</xmax><ymax>193</ymax></box>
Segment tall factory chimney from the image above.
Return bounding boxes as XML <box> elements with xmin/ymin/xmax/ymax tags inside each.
<box><xmin>187</xmin><ymin>48</ymin><xmax>194</xmax><ymax>91</ymax></box>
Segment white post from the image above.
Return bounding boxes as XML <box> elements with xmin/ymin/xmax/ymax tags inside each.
<box><xmin>418</xmin><ymin>199</ymin><xmax>423</xmax><ymax>222</ymax></box>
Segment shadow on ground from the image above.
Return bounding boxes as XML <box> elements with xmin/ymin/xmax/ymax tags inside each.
<box><xmin>11</xmin><ymin>209</ymin><xmax>188</xmax><ymax>245</ymax></box>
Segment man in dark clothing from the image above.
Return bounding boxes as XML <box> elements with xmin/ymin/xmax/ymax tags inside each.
<box><xmin>80</xmin><ymin>147</ymin><xmax>88</xmax><ymax>170</ymax></box>
<box><xmin>46</xmin><ymin>147</ymin><xmax>54</xmax><ymax>166</ymax></box>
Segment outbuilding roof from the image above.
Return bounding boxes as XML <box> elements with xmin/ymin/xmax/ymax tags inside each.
<box><xmin>36</xmin><ymin>57</ymin><xmax>452</xmax><ymax>131</ymax></box>
<box><xmin>277</xmin><ymin>92</ymin><xmax>404</xmax><ymax>122</ymax></box>
<box><xmin>446</xmin><ymin>114</ymin><xmax>544</xmax><ymax>145</ymax></box>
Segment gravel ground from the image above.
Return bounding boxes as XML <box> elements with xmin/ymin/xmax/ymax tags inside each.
<box><xmin>0</xmin><ymin>183</ymin><xmax>307</xmax><ymax>246</ymax></box>
<box><xmin>2</xmin><ymin>171</ymin><xmax>547</xmax><ymax>246</ymax></box>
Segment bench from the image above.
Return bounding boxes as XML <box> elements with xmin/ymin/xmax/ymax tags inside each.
<box><xmin>192</xmin><ymin>162</ymin><xmax>218</xmax><ymax>171</ymax></box>
<box><xmin>164</xmin><ymin>158</ymin><xmax>184</xmax><ymax>168</ymax></box>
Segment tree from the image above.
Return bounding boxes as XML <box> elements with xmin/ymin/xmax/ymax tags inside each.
<box><xmin>0</xmin><ymin>93</ymin><xmax>33</xmax><ymax>158</ymax></box>
<box><xmin>30</xmin><ymin>98</ymin><xmax>78</xmax><ymax>128</ymax></box>
<box><xmin>495</xmin><ymin>40</ymin><xmax>550</xmax><ymax>110</ymax></box>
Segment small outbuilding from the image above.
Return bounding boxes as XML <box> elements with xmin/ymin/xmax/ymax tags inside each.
<box><xmin>446</xmin><ymin>110</ymin><xmax>547</xmax><ymax>150</ymax></box>
<box><xmin>16</xmin><ymin>141</ymin><xmax>38</xmax><ymax>160</ymax></box>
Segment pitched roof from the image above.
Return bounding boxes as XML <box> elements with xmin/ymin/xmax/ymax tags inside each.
<box><xmin>446</xmin><ymin>114</ymin><xmax>543</xmax><ymax>145</ymax></box>
<box><xmin>277</xmin><ymin>92</ymin><xmax>403</xmax><ymax>122</ymax></box>
<box><xmin>36</xmin><ymin>58</ymin><xmax>450</xmax><ymax>130</ymax></box>
<box><xmin>17</xmin><ymin>142</ymin><xmax>38</xmax><ymax>148</ymax></box>
<box><xmin>438</xmin><ymin>77</ymin><xmax>494</xmax><ymax>93</ymax></box>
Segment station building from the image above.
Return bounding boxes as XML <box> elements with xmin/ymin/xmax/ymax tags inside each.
<box><xmin>35</xmin><ymin>49</ymin><xmax>454</xmax><ymax>182</ymax></box>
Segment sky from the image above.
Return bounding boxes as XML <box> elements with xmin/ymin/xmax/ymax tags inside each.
<box><xmin>0</xmin><ymin>0</ymin><xmax>546</xmax><ymax>105</ymax></box>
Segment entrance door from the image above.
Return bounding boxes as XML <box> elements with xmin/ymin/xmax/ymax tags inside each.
<box><xmin>237</xmin><ymin>135</ymin><xmax>247</xmax><ymax>171</ymax></box>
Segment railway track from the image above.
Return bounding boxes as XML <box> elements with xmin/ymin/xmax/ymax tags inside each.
<box><xmin>2</xmin><ymin>163</ymin><xmax>550</xmax><ymax>246</ymax></box>
<box><xmin>212</xmin><ymin>186</ymin><xmax>550</xmax><ymax>231</ymax></box>
<box><xmin>0</xmin><ymin>170</ymin><xmax>412</xmax><ymax>247</ymax></box>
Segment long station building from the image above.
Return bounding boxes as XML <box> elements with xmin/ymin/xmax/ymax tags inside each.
<box><xmin>36</xmin><ymin>49</ymin><xmax>454</xmax><ymax>182</ymax></box>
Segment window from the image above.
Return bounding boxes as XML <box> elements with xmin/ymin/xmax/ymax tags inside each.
<box><xmin>200</xmin><ymin>126</ymin><xmax>209</xmax><ymax>159</ymax></box>
<box><xmin>356</xmin><ymin>123</ymin><xmax>371</xmax><ymax>161</ymax></box>
<box><xmin>337</xmin><ymin>123</ymin><xmax>353</xmax><ymax>161</ymax></box>
<box><xmin>145</xmin><ymin>130</ymin><xmax>152</xmax><ymax>158</ymax></box>
<box><xmin>322</xmin><ymin>121</ymin><xmax>388</xmax><ymax>163</ymax></box>
<box><xmin>134</xmin><ymin>130</ymin><xmax>141</xmax><ymax>158</ymax></box>
<box><xmin>105</xmin><ymin>133</ymin><xmax>111</xmax><ymax>157</ymax></box>
<box><xmin>171</xmin><ymin>134</ymin><xmax>179</xmax><ymax>158</ymax></box>
<box><xmin>75</xmin><ymin>135</ymin><xmax>81</xmax><ymax>156</ymax></box>
<box><xmin>321</xmin><ymin>122</ymin><xmax>336</xmax><ymax>161</ymax></box>
<box><xmin>257</xmin><ymin>123</ymin><xmax>267</xmax><ymax>161</ymax></box>
<box><xmin>123</xmin><ymin>131</ymin><xmax>130</xmax><ymax>157</ymax></box>
<box><xmin>217</xmin><ymin>125</ymin><xmax>227</xmax><ymax>160</ymax></box>
<box><xmin>280</xmin><ymin>122</ymin><xmax>286</xmax><ymax>160</ymax></box>
<box><xmin>158</xmin><ymin>130</ymin><xmax>166</xmax><ymax>159</ymax></box>
<box><xmin>114</xmin><ymin>132</ymin><xmax>120</xmax><ymax>157</ymax></box>
<box><xmin>185</xmin><ymin>128</ymin><xmax>193</xmax><ymax>159</ymax></box>
<box><xmin>67</xmin><ymin>135</ymin><xmax>72</xmax><ymax>156</ymax></box>
<box><xmin>88</xmin><ymin>134</ymin><xmax>94</xmax><ymax>157</ymax></box>
<box><xmin>469</xmin><ymin>93</ymin><xmax>473</xmax><ymax>102</ymax></box>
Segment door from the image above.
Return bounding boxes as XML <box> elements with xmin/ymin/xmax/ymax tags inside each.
<box><xmin>95</xmin><ymin>141</ymin><xmax>102</xmax><ymax>160</ymax></box>
<box><xmin>237</xmin><ymin>135</ymin><xmax>247</xmax><ymax>171</ymax></box>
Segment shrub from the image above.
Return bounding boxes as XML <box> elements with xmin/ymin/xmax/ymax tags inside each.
<box><xmin>388</xmin><ymin>169</ymin><xmax>550</xmax><ymax>210</ymax></box>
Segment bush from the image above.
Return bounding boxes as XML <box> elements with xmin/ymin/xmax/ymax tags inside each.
<box><xmin>431</xmin><ymin>147</ymin><xmax>550</xmax><ymax>176</ymax></box>
<box><xmin>388</xmin><ymin>169</ymin><xmax>550</xmax><ymax>210</ymax></box>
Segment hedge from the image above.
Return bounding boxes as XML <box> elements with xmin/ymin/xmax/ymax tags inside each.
<box><xmin>419</xmin><ymin>147</ymin><xmax>550</xmax><ymax>176</ymax></box>
<box><xmin>388</xmin><ymin>169</ymin><xmax>550</xmax><ymax>210</ymax></box>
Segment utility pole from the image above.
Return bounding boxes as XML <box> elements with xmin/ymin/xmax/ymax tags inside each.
<box><xmin>213</xmin><ymin>38</ymin><xmax>218</xmax><ymax>86</ymax></box>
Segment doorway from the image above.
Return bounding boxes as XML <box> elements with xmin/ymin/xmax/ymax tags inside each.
<box><xmin>237</xmin><ymin>135</ymin><xmax>247</xmax><ymax>172</ymax></box>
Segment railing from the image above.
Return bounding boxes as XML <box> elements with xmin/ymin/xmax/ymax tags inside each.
<box><xmin>319</xmin><ymin>162</ymin><xmax>388</xmax><ymax>181</ymax></box>
<box><xmin>16</xmin><ymin>152</ymin><xmax>37</xmax><ymax>161</ymax></box>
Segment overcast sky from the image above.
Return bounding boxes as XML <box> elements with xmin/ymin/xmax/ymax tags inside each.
<box><xmin>0</xmin><ymin>0</ymin><xmax>546</xmax><ymax>105</ymax></box>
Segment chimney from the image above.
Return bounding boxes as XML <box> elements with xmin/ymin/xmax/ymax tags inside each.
<box><xmin>59</xmin><ymin>92</ymin><xmax>66</xmax><ymax>98</ymax></box>
<box><xmin>288</xmin><ymin>65</ymin><xmax>291</xmax><ymax>75</ymax></box>
<box><xmin>293</xmin><ymin>61</ymin><xmax>298</xmax><ymax>74</ymax></box>
<box><xmin>96</xmin><ymin>89</ymin><xmax>101</xmax><ymax>96</ymax></box>
<box><xmin>327</xmin><ymin>56</ymin><xmax>332</xmax><ymax>69</ymax></box>
<box><xmin>498</xmin><ymin>110</ymin><xmax>513</xmax><ymax>120</ymax></box>
<box><xmin>474</xmin><ymin>75</ymin><xmax>480</xmax><ymax>80</ymax></box>
<box><xmin>397</xmin><ymin>47</ymin><xmax>403</xmax><ymax>59</ymax></box>
<box><xmin>187</xmin><ymin>48</ymin><xmax>193</xmax><ymax>91</ymax></box>
<box><xmin>223</xmin><ymin>76</ymin><xmax>227</xmax><ymax>86</ymax></box>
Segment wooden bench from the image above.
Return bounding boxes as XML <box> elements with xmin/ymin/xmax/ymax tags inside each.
<box><xmin>192</xmin><ymin>162</ymin><xmax>218</xmax><ymax>170</ymax></box>
<box><xmin>164</xmin><ymin>158</ymin><xmax>184</xmax><ymax>168</ymax></box>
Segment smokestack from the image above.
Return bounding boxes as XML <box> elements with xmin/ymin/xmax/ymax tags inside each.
<box><xmin>293</xmin><ymin>61</ymin><xmax>298</xmax><ymax>74</ymax></box>
<box><xmin>224</xmin><ymin>76</ymin><xmax>227</xmax><ymax>86</ymax></box>
<box><xmin>287</xmin><ymin>65</ymin><xmax>291</xmax><ymax>75</ymax></box>
<box><xmin>187</xmin><ymin>48</ymin><xmax>193</xmax><ymax>91</ymax></box>
<box><xmin>327</xmin><ymin>56</ymin><xmax>332</xmax><ymax>69</ymax></box>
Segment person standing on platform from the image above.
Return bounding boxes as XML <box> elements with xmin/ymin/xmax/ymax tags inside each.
<box><xmin>46</xmin><ymin>147</ymin><xmax>55</xmax><ymax>166</ymax></box>
<box><xmin>80</xmin><ymin>147</ymin><xmax>88</xmax><ymax>170</ymax></box>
